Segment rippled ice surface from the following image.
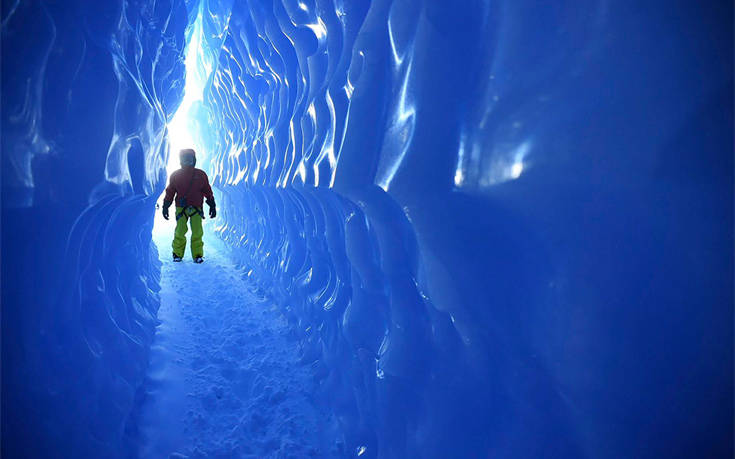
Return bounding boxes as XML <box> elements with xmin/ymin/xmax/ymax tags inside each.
<box><xmin>1</xmin><ymin>0</ymin><xmax>732</xmax><ymax>457</ymax></box>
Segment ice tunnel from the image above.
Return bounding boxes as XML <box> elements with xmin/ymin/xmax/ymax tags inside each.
<box><xmin>1</xmin><ymin>0</ymin><xmax>733</xmax><ymax>457</ymax></box>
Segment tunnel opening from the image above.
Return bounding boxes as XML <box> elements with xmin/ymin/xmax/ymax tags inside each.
<box><xmin>153</xmin><ymin>5</ymin><xmax>212</xmax><ymax>241</ymax></box>
<box><xmin>163</xmin><ymin>7</ymin><xmax>210</xmax><ymax>175</ymax></box>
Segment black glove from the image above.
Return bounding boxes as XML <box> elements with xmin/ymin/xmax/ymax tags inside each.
<box><xmin>207</xmin><ymin>198</ymin><xmax>216</xmax><ymax>219</ymax></box>
<box><xmin>162</xmin><ymin>200</ymin><xmax>172</xmax><ymax>220</ymax></box>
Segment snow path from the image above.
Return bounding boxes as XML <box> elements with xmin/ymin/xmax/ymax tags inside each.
<box><xmin>134</xmin><ymin>226</ymin><xmax>332</xmax><ymax>458</ymax></box>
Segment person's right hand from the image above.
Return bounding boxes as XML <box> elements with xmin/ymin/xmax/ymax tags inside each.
<box><xmin>162</xmin><ymin>200</ymin><xmax>172</xmax><ymax>220</ymax></box>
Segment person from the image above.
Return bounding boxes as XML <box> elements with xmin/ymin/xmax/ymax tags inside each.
<box><xmin>161</xmin><ymin>148</ymin><xmax>216</xmax><ymax>263</ymax></box>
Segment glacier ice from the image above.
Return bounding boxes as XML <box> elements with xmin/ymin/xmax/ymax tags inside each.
<box><xmin>2</xmin><ymin>0</ymin><xmax>733</xmax><ymax>457</ymax></box>
<box><xmin>2</xmin><ymin>0</ymin><xmax>188</xmax><ymax>456</ymax></box>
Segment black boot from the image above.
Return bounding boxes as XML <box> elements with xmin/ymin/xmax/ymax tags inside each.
<box><xmin>173</xmin><ymin>253</ymin><xmax>183</xmax><ymax>262</ymax></box>
<box><xmin>194</xmin><ymin>256</ymin><xmax>204</xmax><ymax>264</ymax></box>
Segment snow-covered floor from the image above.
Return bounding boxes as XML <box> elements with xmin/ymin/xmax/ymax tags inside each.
<box><xmin>134</xmin><ymin>219</ymin><xmax>334</xmax><ymax>458</ymax></box>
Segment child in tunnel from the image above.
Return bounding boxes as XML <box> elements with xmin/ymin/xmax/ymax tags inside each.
<box><xmin>161</xmin><ymin>149</ymin><xmax>216</xmax><ymax>263</ymax></box>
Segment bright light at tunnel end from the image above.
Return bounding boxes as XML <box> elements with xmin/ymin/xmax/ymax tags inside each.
<box><xmin>155</xmin><ymin>8</ymin><xmax>211</xmax><ymax>235</ymax></box>
<box><xmin>165</xmin><ymin>10</ymin><xmax>210</xmax><ymax>177</ymax></box>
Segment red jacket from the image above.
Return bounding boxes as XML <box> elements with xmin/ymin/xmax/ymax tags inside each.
<box><xmin>164</xmin><ymin>167</ymin><xmax>214</xmax><ymax>209</ymax></box>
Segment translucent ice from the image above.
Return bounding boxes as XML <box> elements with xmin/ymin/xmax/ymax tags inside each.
<box><xmin>2</xmin><ymin>0</ymin><xmax>732</xmax><ymax>457</ymax></box>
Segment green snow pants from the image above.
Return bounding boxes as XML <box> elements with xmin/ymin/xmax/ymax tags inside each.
<box><xmin>172</xmin><ymin>206</ymin><xmax>204</xmax><ymax>259</ymax></box>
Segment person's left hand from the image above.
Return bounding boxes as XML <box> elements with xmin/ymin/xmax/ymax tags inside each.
<box><xmin>209</xmin><ymin>205</ymin><xmax>216</xmax><ymax>219</ymax></box>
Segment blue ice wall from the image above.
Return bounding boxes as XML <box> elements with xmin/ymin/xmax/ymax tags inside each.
<box><xmin>195</xmin><ymin>0</ymin><xmax>734</xmax><ymax>457</ymax></box>
<box><xmin>1</xmin><ymin>0</ymin><xmax>188</xmax><ymax>456</ymax></box>
<box><xmin>1</xmin><ymin>0</ymin><xmax>733</xmax><ymax>457</ymax></box>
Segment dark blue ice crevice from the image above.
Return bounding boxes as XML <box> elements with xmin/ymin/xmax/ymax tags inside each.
<box><xmin>2</xmin><ymin>0</ymin><xmax>188</xmax><ymax>456</ymax></box>
<box><xmin>195</xmin><ymin>0</ymin><xmax>734</xmax><ymax>457</ymax></box>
